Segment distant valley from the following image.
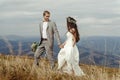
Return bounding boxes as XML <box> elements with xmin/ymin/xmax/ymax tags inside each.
<box><xmin>0</xmin><ymin>35</ymin><xmax>120</xmax><ymax>68</ymax></box>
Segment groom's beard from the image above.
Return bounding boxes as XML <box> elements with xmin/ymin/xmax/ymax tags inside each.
<box><xmin>44</xmin><ymin>19</ymin><xmax>49</xmax><ymax>22</ymax></box>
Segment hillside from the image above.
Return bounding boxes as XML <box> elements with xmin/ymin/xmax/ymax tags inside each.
<box><xmin>0</xmin><ymin>36</ymin><xmax>120</xmax><ymax>68</ymax></box>
<box><xmin>0</xmin><ymin>54</ymin><xmax>120</xmax><ymax>80</ymax></box>
<box><xmin>78</xmin><ymin>36</ymin><xmax>120</xmax><ymax>68</ymax></box>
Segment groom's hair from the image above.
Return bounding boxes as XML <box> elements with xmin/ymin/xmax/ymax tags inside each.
<box><xmin>43</xmin><ymin>10</ymin><xmax>50</xmax><ymax>16</ymax></box>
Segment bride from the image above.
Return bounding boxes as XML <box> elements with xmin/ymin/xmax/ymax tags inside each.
<box><xmin>58</xmin><ymin>17</ymin><xmax>85</xmax><ymax>76</ymax></box>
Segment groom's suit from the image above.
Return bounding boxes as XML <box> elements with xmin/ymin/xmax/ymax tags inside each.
<box><xmin>34</xmin><ymin>20</ymin><xmax>61</xmax><ymax>67</ymax></box>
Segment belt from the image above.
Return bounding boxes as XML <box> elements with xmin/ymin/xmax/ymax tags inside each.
<box><xmin>42</xmin><ymin>38</ymin><xmax>48</xmax><ymax>40</ymax></box>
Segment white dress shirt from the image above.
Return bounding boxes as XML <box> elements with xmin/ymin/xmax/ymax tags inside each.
<box><xmin>42</xmin><ymin>22</ymin><xmax>48</xmax><ymax>38</ymax></box>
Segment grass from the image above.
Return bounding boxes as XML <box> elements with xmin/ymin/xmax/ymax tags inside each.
<box><xmin>0</xmin><ymin>54</ymin><xmax>120</xmax><ymax>80</ymax></box>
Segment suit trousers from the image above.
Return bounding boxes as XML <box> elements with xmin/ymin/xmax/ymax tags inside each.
<box><xmin>34</xmin><ymin>40</ymin><xmax>54</xmax><ymax>67</ymax></box>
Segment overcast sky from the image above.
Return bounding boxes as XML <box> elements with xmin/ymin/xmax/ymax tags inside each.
<box><xmin>0</xmin><ymin>0</ymin><xmax>120</xmax><ymax>37</ymax></box>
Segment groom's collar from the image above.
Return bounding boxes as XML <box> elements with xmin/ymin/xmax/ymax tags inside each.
<box><xmin>42</xmin><ymin>20</ymin><xmax>51</xmax><ymax>22</ymax></box>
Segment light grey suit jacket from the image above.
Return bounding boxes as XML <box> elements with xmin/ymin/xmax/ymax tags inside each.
<box><xmin>39</xmin><ymin>20</ymin><xmax>61</xmax><ymax>48</ymax></box>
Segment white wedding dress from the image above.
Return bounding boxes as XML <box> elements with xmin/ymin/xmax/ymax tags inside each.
<box><xmin>57</xmin><ymin>32</ymin><xmax>85</xmax><ymax>76</ymax></box>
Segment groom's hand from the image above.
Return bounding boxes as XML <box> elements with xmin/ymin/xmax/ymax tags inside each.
<box><xmin>59</xmin><ymin>44</ymin><xmax>64</xmax><ymax>48</ymax></box>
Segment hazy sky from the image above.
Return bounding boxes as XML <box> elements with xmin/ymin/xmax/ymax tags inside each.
<box><xmin>0</xmin><ymin>0</ymin><xmax>120</xmax><ymax>37</ymax></box>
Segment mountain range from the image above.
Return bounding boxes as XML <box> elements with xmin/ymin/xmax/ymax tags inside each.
<box><xmin>0</xmin><ymin>35</ymin><xmax>120</xmax><ymax>68</ymax></box>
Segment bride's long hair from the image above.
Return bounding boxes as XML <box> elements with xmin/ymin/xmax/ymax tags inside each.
<box><xmin>67</xmin><ymin>17</ymin><xmax>80</xmax><ymax>43</ymax></box>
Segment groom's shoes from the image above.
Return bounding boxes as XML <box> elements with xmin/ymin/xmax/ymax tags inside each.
<box><xmin>50</xmin><ymin>65</ymin><xmax>54</xmax><ymax>70</ymax></box>
<box><xmin>36</xmin><ymin>63</ymin><xmax>39</xmax><ymax>66</ymax></box>
<box><xmin>33</xmin><ymin>62</ymin><xmax>39</xmax><ymax>68</ymax></box>
<box><xmin>50</xmin><ymin>63</ymin><xmax>55</xmax><ymax>70</ymax></box>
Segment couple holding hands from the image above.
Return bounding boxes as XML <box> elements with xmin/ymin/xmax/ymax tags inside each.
<box><xmin>33</xmin><ymin>10</ymin><xmax>85</xmax><ymax>76</ymax></box>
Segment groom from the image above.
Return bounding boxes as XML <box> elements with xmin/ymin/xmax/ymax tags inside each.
<box><xmin>34</xmin><ymin>10</ymin><xmax>62</xmax><ymax>69</ymax></box>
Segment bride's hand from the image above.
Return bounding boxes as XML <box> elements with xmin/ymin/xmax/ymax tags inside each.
<box><xmin>59</xmin><ymin>44</ymin><xmax>64</xmax><ymax>48</ymax></box>
<box><xmin>72</xmin><ymin>43</ymin><xmax>75</xmax><ymax>47</ymax></box>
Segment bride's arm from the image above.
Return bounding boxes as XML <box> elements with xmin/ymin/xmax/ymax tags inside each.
<box><xmin>70</xmin><ymin>28</ymin><xmax>76</xmax><ymax>47</ymax></box>
<box><xmin>59</xmin><ymin>41</ymin><xmax>66</xmax><ymax>48</ymax></box>
<box><xmin>72</xmin><ymin>36</ymin><xmax>76</xmax><ymax>47</ymax></box>
<box><xmin>62</xmin><ymin>41</ymin><xmax>66</xmax><ymax>46</ymax></box>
